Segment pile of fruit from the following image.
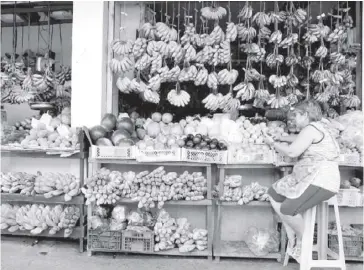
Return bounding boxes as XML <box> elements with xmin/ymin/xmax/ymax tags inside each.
<box><xmin>1</xmin><ymin>203</ymin><xmax>80</xmax><ymax>237</ymax></box>
<box><xmin>219</xmin><ymin>176</ymin><xmax>269</xmax><ymax>205</ymax></box>
<box><xmin>340</xmin><ymin>177</ymin><xmax>363</xmax><ymax>190</ymax></box>
<box><xmin>0</xmin><ymin>172</ymin><xmax>81</xmax><ymax>201</ymax></box>
<box><xmin>13</xmin><ymin>115</ymin><xmax>39</xmax><ymax>131</ymax></box>
<box><xmin>154</xmin><ymin>209</ymin><xmax>208</xmax><ymax>252</ymax></box>
<box><xmin>82</xmin><ymin>167</ymin><xmax>207</xmax><ymax>208</ymax></box>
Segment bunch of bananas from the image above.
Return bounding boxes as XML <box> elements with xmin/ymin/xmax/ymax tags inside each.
<box><xmin>269</xmin><ymin>11</ymin><xmax>286</xmax><ymax>24</ymax></box>
<box><xmin>259</xmin><ymin>27</ymin><xmax>272</xmax><ymax>40</ymax></box>
<box><xmin>223</xmin><ymin>96</ymin><xmax>241</xmax><ymax>112</ymax></box>
<box><xmin>330</xmin><ymin>52</ymin><xmax>346</xmax><ymax>65</ymax></box>
<box><xmin>156</xmin><ymin>22</ymin><xmax>177</xmax><ymax>42</ymax></box>
<box><xmin>181</xmin><ymin>23</ymin><xmax>196</xmax><ymax>45</ymax></box>
<box><xmin>291</xmin><ymin>8</ymin><xmax>307</xmax><ymax>27</ymax></box>
<box><xmin>301</xmin><ymin>54</ymin><xmax>314</xmax><ymax>70</ymax></box>
<box><xmin>255</xmin><ymin>88</ymin><xmax>270</xmax><ymax>99</ymax></box>
<box><xmin>285</xmin><ymin>51</ymin><xmax>300</xmax><ymax>66</ymax></box>
<box><xmin>194</xmin><ymin>66</ymin><xmax>208</xmax><ymax>86</ymax></box>
<box><xmin>147</xmin><ymin>41</ymin><xmax>167</xmax><ymax>56</ymax></box>
<box><xmin>210</xmin><ymin>25</ymin><xmax>225</xmax><ymax>45</ymax></box>
<box><xmin>287</xmin><ymin>93</ymin><xmax>299</xmax><ymax>105</ymax></box>
<box><xmin>148</xmin><ymin>74</ymin><xmax>161</xmax><ymax>91</ymax></box>
<box><xmin>268</xmin><ymin>95</ymin><xmax>289</xmax><ymax>108</ymax></box>
<box><xmin>21</xmin><ymin>68</ymin><xmax>37</xmax><ymax>93</ymax></box>
<box><xmin>238</xmin><ymin>3</ymin><xmax>253</xmax><ymax>20</ymax></box>
<box><xmin>110</xmin><ymin>56</ymin><xmax>133</xmax><ymax>73</ymax></box>
<box><xmin>178</xmin><ymin>65</ymin><xmax>197</xmax><ymax>82</ymax></box>
<box><xmin>308</xmin><ymin>23</ymin><xmax>331</xmax><ymax>39</ymax></box>
<box><xmin>132</xmin><ymin>38</ymin><xmax>147</xmax><ymax>59</ymax></box>
<box><xmin>287</xmin><ymin>73</ymin><xmax>299</xmax><ymax>87</ymax></box>
<box><xmin>303</xmin><ymin>31</ymin><xmax>319</xmax><ymax>43</ymax></box>
<box><xmin>314</xmin><ymin>90</ymin><xmax>331</xmax><ymax>103</ymax></box>
<box><xmin>249</xmin><ymin>48</ymin><xmax>266</xmax><ymax>63</ymax></box>
<box><xmin>191</xmin><ymin>33</ymin><xmax>208</xmax><ymax>48</ymax></box>
<box><xmin>184</xmin><ymin>43</ymin><xmax>197</xmax><ymax>62</ymax></box>
<box><xmin>252</xmin><ymin>12</ymin><xmax>271</xmax><ymax>28</ymax></box>
<box><xmin>141</xmin><ymin>22</ymin><xmax>157</xmax><ymax>40</ymax></box>
<box><xmin>209</xmin><ymin>45</ymin><xmax>220</xmax><ymax>66</ymax></box>
<box><xmin>237</xmin><ymin>25</ymin><xmax>256</xmax><ymax>42</ymax></box>
<box><xmin>218</xmin><ymin>92</ymin><xmax>232</xmax><ymax>110</ymax></box>
<box><xmin>226</xmin><ymin>22</ymin><xmax>238</xmax><ymax>42</ymax></box>
<box><xmin>218</xmin><ymin>69</ymin><xmax>238</xmax><ymax>85</ymax></box>
<box><xmin>195</xmin><ymin>46</ymin><xmax>211</xmax><ymax>64</ymax></box>
<box><xmin>311</xmin><ymin>69</ymin><xmax>324</xmax><ymax>83</ymax></box>
<box><xmin>326</xmin><ymin>26</ymin><xmax>346</xmax><ymax>43</ymax></box>
<box><xmin>266</xmin><ymin>53</ymin><xmax>284</xmax><ymax>68</ymax></box>
<box><xmin>8</xmin><ymin>85</ymin><xmax>35</xmax><ymax>104</ymax></box>
<box><xmin>269</xmin><ymin>75</ymin><xmax>287</xmax><ymax>88</ymax></box>
<box><xmin>167</xmin><ymin>83</ymin><xmax>190</xmax><ymax>107</ymax></box>
<box><xmin>329</xmin><ymin>72</ymin><xmax>344</xmax><ymax>85</ymax></box>
<box><xmin>244</xmin><ymin>68</ymin><xmax>261</xmax><ymax>81</ymax></box>
<box><xmin>342</xmin><ymin>94</ymin><xmax>361</xmax><ymax>108</ymax></box>
<box><xmin>150</xmin><ymin>52</ymin><xmax>162</xmax><ymax>74</ymax></box>
<box><xmin>135</xmin><ymin>54</ymin><xmax>151</xmax><ymax>71</ymax></box>
<box><xmin>218</xmin><ymin>41</ymin><xmax>231</xmax><ymax>65</ymax></box>
<box><xmin>279</xmin><ymin>33</ymin><xmax>298</xmax><ymax>48</ymax></box>
<box><xmin>269</xmin><ymin>30</ymin><xmax>283</xmax><ymax>44</ymax></box>
<box><xmin>201</xmin><ymin>6</ymin><xmax>227</xmax><ymax>20</ymax></box>
<box><xmin>130</xmin><ymin>78</ymin><xmax>145</xmax><ymax>93</ymax></box>
<box><xmin>116</xmin><ymin>76</ymin><xmax>132</xmax><ymax>94</ymax></box>
<box><xmin>168</xmin><ymin>66</ymin><xmax>181</xmax><ymax>82</ymax></box>
<box><xmin>111</xmin><ymin>39</ymin><xmax>133</xmax><ymax>55</ymax></box>
<box><xmin>158</xmin><ymin>66</ymin><xmax>170</xmax><ymax>83</ymax></box>
<box><xmin>234</xmin><ymin>82</ymin><xmax>255</xmax><ymax>101</ymax></box>
<box><xmin>330</xmin><ymin>96</ymin><xmax>341</xmax><ymax>107</ymax></box>
<box><xmin>343</xmin><ymin>15</ymin><xmax>354</xmax><ymax>28</ymax></box>
<box><xmin>168</xmin><ymin>41</ymin><xmax>183</xmax><ymax>63</ymax></box>
<box><xmin>207</xmin><ymin>72</ymin><xmax>218</xmax><ymax>90</ymax></box>
<box><xmin>315</xmin><ymin>45</ymin><xmax>328</xmax><ymax>58</ymax></box>
<box><xmin>253</xmin><ymin>98</ymin><xmax>266</xmax><ymax>108</ymax></box>
<box><xmin>32</xmin><ymin>73</ymin><xmax>48</xmax><ymax>93</ymax></box>
<box><xmin>140</xmin><ymin>89</ymin><xmax>160</xmax><ymax>104</ymax></box>
<box><xmin>202</xmin><ymin>92</ymin><xmax>223</xmax><ymax>111</ymax></box>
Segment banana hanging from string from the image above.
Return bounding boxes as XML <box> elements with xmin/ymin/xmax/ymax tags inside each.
<box><xmin>226</xmin><ymin>22</ymin><xmax>237</xmax><ymax>42</ymax></box>
<box><xmin>167</xmin><ymin>82</ymin><xmax>190</xmax><ymax>107</ymax></box>
<box><xmin>116</xmin><ymin>77</ymin><xmax>132</xmax><ymax>94</ymax></box>
<box><xmin>218</xmin><ymin>69</ymin><xmax>238</xmax><ymax>85</ymax></box>
<box><xmin>194</xmin><ymin>65</ymin><xmax>208</xmax><ymax>86</ymax></box>
<box><xmin>234</xmin><ymin>82</ymin><xmax>255</xmax><ymax>101</ymax></box>
<box><xmin>110</xmin><ymin>56</ymin><xmax>133</xmax><ymax>73</ymax></box>
<box><xmin>201</xmin><ymin>5</ymin><xmax>227</xmax><ymax>20</ymax></box>
<box><xmin>111</xmin><ymin>39</ymin><xmax>134</xmax><ymax>55</ymax></box>
<box><xmin>132</xmin><ymin>38</ymin><xmax>147</xmax><ymax>59</ymax></box>
<box><xmin>238</xmin><ymin>2</ymin><xmax>253</xmax><ymax>20</ymax></box>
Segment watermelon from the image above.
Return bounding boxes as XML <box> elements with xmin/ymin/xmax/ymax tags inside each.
<box><xmin>116</xmin><ymin>117</ymin><xmax>134</xmax><ymax>135</ymax></box>
<box><xmin>96</xmin><ymin>138</ymin><xmax>113</xmax><ymax>146</ymax></box>
<box><xmin>111</xmin><ymin>128</ymin><xmax>131</xmax><ymax>145</ymax></box>
<box><xmin>101</xmin><ymin>113</ymin><xmax>117</xmax><ymax>132</ymax></box>
<box><xmin>90</xmin><ymin>125</ymin><xmax>107</xmax><ymax>143</ymax></box>
<box><xmin>117</xmin><ymin>138</ymin><xmax>135</xmax><ymax>147</ymax></box>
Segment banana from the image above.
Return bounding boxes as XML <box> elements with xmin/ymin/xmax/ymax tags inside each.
<box><xmin>266</xmin><ymin>53</ymin><xmax>284</xmax><ymax>68</ymax></box>
<box><xmin>234</xmin><ymin>82</ymin><xmax>255</xmax><ymax>101</ymax></box>
<box><xmin>269</xmin><ymin>11</ymin><xmax>286</xmax><ymax>24</ymax></box>
<box><xmin>226</xmin><ymin>22</ymin><xmax>238</xmax><ymax>42</ymax></box>
<box><xmin>279</xmin><ymin>33</ymin><xmax>298</xmax><ymax>48</ymax></box>
<box><xmin>158</xmin><ymin>66</ymin><xmax>170</xmax><ymax>83</ymax></box>
<box><xmin>184</xmin><ymin>43</ymin><xmax>197</xmax><ymax>62</ymax></box>
<box><xmin>252</xmin><ymin>12</ymin><xmax>271</xmax><ymax>28</ymax></box>
<box><xmin>259</xmin><ymin>27</ymin><xmax>271</xmax><ymax>40</ymax></box>
<box><xmin>237</xmin><ymin>25</ymin><xmax>256</xmax><ymax>42</ymax></box>
<box><xmin>269</xmin><ymin>30</ymin><xmax>283</xmax><ymax>44</ymax></box>
<box><xmin>202</xmin><ymin>92</ymin><xmax>223</xmax><ymax>111</ymax></box>
<box><xmin>207</xmin><ymin>72</ymin><xmax>218</xmax><ymax>90</ymax></box>
<box><xmin>135</xmin><ymin>54</ymin><xmax>151</xmax><ymax>71</ymax></box>
<box><xmin>269</xmin><ymin>75</ymin><xmax>287</xmax><ymax>88</ymax></box>
<box><xmin>116</xmin><ymin>77</ymin><xmax>132</xmax><ymax>94</ymax></box>
<box><xmin>267</xmin><ymin>95</ymin><xmax>289</xmax><ymax>109</ymax></box>
<box><xmin>343</xmin><ymin>94</ymin><xmax>361</xmax><ymax>108</ymax></box>
<box><xmin>201</xmin><ymin>6</ymin><xmax>227</xmax><ymax>20</ymax></box>
<box><xmin>218</xmin><ymin>42</ymin><xmax>231</xmax><ymax>65</ymax></box>
<box><xmin>238</xmin><ymin>3</ymin><xmax>253</xmax><ymax>20</ymax></box>
<box><xmin>255</xmin><ymin>89</ymin><xmax>270</xmax><ymax>99</ymax></box>
<box><xmin>194</xmin><ymin>66</ymin><xmax>208</xmax><ymax>86</ymax></box>
<box><xmin>168</xmin><ymin>66</ymin><xmax>181</xmax><ymax>82</ymax></box>
<box><xmin>132</xmin><ymin>38</ymin><xmax>147</xmax><ymax>59</ymax></box>
<box><xmin>178</xmin><ymin>65</ymin><xmax>197</xmax><ymax>82</ymax></box>
<box><xmin>210</xmin><ymin>25</ymin><xmax>225</xmax><ymax>45</ymax></box>
<box><xmin>148</xmin><ymin>74</ymin><xmax>161</xmax><ymax>92</ymax></box>
<box><xmin>286</xmin><ymin>73</ymin><xmax>299</xmax><ymax>87</ymax></box>
<box><xmin>167</xmin><ymin>83</ymin><xmax>190</xmax><ymax>107</ymax></box>
<box><xmin>141</xmin><ymin>22</ymin><xmax>156</xmax><ymax>40</ymax></box>
<box><xmin>140</xmin><ymin>88</ymin><xmax>160</xmax><ymax>104</ymax></box>
<box><xmin>181</xmin><ymin>23</ymin><xmax>196</xmax><ymax>45</ymax></box>
<box><xmin>243</xmin><ymin>68</ymin><xmax>261</xmax><ymax>81</ymax></box>
<box><xmin>111</xmin><ymin>39</ymin><xmax>134</xmax><ymax>55</ymax></box>
<box><xmin>218</xmin><ymin>69</ymin><xmax>238</xmax><ymax>85</ymax></box>
<box><xmin>150</xmin><ymin>52</ymin><xmax>162</xmax><ymax>75</ymax></box>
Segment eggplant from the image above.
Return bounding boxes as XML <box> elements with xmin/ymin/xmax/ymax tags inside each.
<box><xmin>193</xmin><ymin>136</ymin><xmax>201</xmax><ymax>144</ymax></box>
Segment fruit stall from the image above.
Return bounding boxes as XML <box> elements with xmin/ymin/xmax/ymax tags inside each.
<box><xmin>1</xmin><ymin>0</ymin><xmax>363</xmax><ymax>262</ymax></box>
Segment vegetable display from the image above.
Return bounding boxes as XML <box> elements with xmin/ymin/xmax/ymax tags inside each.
<box><xmin>82</xmin><ymin>167</ymin><xmax>207</xmax><ymax>208</ymax></box>
<box><xmin>1</xmin><ymin>203</ymin><xmax>80</xmax><ymax>237</ymax></box>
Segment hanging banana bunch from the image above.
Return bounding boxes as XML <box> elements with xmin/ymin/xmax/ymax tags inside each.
<box><xmin>201</xmin><ymin>2</ymin><xmax>227</xmax><ymax>21</ymax></box>
<box><xmin>167</xmin><ymin>82</ymin><xmax>190</xmax><ymax>107</ymax></box>
<box><xmin>194</xmin><ymin>64</ymin><xmax>208</xmax><ymax>86</ymax></box>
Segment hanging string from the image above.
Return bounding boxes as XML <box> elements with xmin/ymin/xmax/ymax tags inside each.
<box><xmin>177</xmin><ymin>1</ymin><xmax>181</xmax><ymax>45</ymax></box>
<box><xmin>59</xmin><ymin>24</ymin><xmax>63</xmax><ymax>66</ymax></box>
<box><xmin>160</xmin><ymin>1</ymin><xmax>163</xmax><ymax>22</ymax></box>
<box><xmin>21</xmin><ymin>26</ymin><xmax>24</xmax><ymax>54</ymax></box>
<box><xmin>47</xmin><ymin>3</ymin><xmax>51</xmax><ymax>53</ymax></box>
<box><xmin>306</xmin><ymin>1</ymin><xmax>310</xmax><ymax>99</ymax></box>
<box><xmin>12</xmin><ymin>2</ymin><xmax>17</xmax><ymax>64</ymax></box>
<box><xmin>37</xmin><ymin>24</ymin><xmax>40</xmax><ymax>53</ymax></box>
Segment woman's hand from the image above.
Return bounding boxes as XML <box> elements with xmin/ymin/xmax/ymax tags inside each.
<box><xmin>264</xmin><ymin>134</ymin><xmax>275</xmax><ymax>147</ymax></box>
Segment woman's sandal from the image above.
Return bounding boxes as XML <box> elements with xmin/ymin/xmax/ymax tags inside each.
<box><xmin>286</xmin><ymin>238</ymin><xmax>301</xmax><ymax>264</ymax></box>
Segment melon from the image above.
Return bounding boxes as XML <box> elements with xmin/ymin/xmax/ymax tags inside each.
<box><xmin>170</xmin><ymin>124</ymin><xmax>183</xmax><ymax>136</ymax></box>
<box><xmin>60</xmin><ymin>114</ymin><xmax>71</xmax><ymax>125</ymax></box>
<box><xmin>117</xmin><ymin>138</ymin><xmax>135</xmax><ymax>147</ymax></box>
<box><xmin>90</xmin><ymin>125</ymin><xmax>107</xmax><ymax>142</ymax></box>
<box><xmin>151</xmin><ymin>112</ymin><xmax>162</xmax><ymax>122</ymax></box>
<box><xmin>96</xmin><ymin>138</ymin><xmax>113</xmax><ymax>146</ymax></box>
<box><xmin>162</xmin><ymin>113</ymin><xmax>173</xmax><ymax>124</ymax></box>
<box><xmin>146</xmin><ymin>121</ymin><xmax>160</xmax><ymax>138</ymax></box>
<box><xmin>101</xmin><ymin>113</ymin><xmax>117</xmax><ymax>132</ymax></box>
<box><xmin>111</xmin><ymin>128</ymin><xmax>131</xmax><ymax>145</ymax></box>
<box><xmin>136</xmin><ymin>128</ymin><xmax>146</xmax><ymax>140</ymax></box>
<box><xmin>116</xmin><ymin>117</ymin><xmax>134</xmax><ymax>135</ymax></box>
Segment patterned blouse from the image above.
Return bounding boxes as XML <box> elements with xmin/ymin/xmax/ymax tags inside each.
<box><xmin>272</xmin><ymin>122</ymin><xmax>341</xmax><ymax>199</ymax></box>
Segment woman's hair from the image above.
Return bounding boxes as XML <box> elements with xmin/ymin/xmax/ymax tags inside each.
<box><xmin>287</xmin><ymin>99</ymin><xmax>323</xmax><ymax>122</ymax></box>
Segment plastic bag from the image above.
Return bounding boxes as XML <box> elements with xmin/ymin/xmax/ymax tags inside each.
<box><xmin>94</xmin><ymin>206</ymin><xmax>109</xmax><ymax>218</ymax></box>
<box><xmin>89</xmin><ymin>216</ymin><xmax>109</xmax><ymax>230</ymax></box>
<box><xmin>111</xmin><ymin>205</ymin><xmax>127</xmax><ymax>222</ymax></box>
<box><xmin>127</xmin><ymin>211</ymin><xmax>144</xmax><ymax>226</ymax></box>
<box><xmin>109</xmin><ymin>219</ymin><xmax>127</xmax><ymax>231</ymax></box>
<box><xmin>244</xmin><ymin>227</ymin><xmax>280</xmax><ymax>257</ymax></box>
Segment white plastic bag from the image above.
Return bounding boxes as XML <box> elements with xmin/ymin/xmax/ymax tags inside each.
<box><xmin>244</xmin><ymin>227</ymin><xmax>280</xmax><ymax>256</ymax></box>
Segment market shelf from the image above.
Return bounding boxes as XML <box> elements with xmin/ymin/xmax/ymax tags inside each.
<box><xmin>1</xmin><ymin>226</ymin><xmax>85</xmax><ymax>240</ymax></box>
<box><xmin>346</xmin><ymin>256</ymin><xmax>364</xmax><ymax>262</ymax></box>
<box><xmin>90</xmin><ymin>248</ymin><xmax>210</xmax><ymax>257</ymax></box>
<box><xmin>116</xmin><ymin>198</ymin><xmax>212</xmax><ymax>206</ymax></box>
<box><xmin>89</xmin><ymin>159</ymin><xmax>212</xmax><ymax>167</ymax></box>
<box><xmin>218</xmin><ymin>201</ymin><xmax>270</xmax><ymax>207</ymax></box>
<box><xmin>1</xmin><ymin>193</ymin><xmax>84</xmax><ymax>205</ymax></box>
<box><xmin>218</xmin><ymin>164</ymin><xmax>276</xmax><ymax>169</ymax></box>
<box><xmin>0</xmin><ymin>147</ymin><xmax>86</xmax><ymax>159</ymax></box>
<box><xmin>214</xmin><ymin>241</ymin><xmax>281</xmax><ymax>261</ymax></box>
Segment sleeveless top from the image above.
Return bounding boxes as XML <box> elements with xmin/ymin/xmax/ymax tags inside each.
<box><xmin>272</xmin><ymin>122</ymin><xmax>341</xmax><ymax>199</ymax></box>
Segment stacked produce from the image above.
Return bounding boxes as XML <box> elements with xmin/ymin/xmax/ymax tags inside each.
<box><xmin>340</xmin><ymin>177</ymin><xmax>363</xmax><ymax>190</ymax></box>
<box><xmin>219</xmin><ymin>176</ymin><xmax>269</xmax><ymax>205</ymax></box>
<box><xmin>0</xmin><ymin>172</ymin><xmax>36</xmax><ymax>195</ymax></box>
<box><xmin>13</xmin><ymin>115</ymin><xmax>39</xmax><ymax>131</ymax></box>
<box><xmin>1</xmin><ymin>203</ymin><xmax>80</xmax><ymax>237</ymax></box>
<box><xmin>82</xmin><ymin>167</ymin><xmax>207</xmax><ymax>208</ymax></box>
<box><xmin>154</xmin><ymin>209</ymin><xmax>207</xmax><ymax>252</ymax></box>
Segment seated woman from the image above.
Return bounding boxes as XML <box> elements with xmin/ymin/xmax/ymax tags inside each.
<box><xmin>265</xmin><ymin>99</ymin><xmax>341</xmax><ymax>263</ymax></box>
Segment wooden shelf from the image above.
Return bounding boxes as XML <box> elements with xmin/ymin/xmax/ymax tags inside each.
<box><xmin>117</xmin><ymin>198</ymin><xmax>212</xmax><ymax>206</ymax></box>
<box><xmin>0</xmin><ymin>147</ymin><xmax>85</xmax><ymax>159</ymax></box>
<box><xmin>1</xmin><ymin>226</ymin><xmax>84</xmax><ymax>239</ymax></box>
<box><xmin>218</xmin><ymin>164</ymin><xmax>276</xmax><ymax>169</ymax></box>
<box><xmin>90</xmin><ymin>247</ymin><xmax>210</xmax><ymax>257</ymax></box>
<box><xmin>214</xmin><ymin>241</ymin><xmax>281</xmax><ymax>260</ymax></box>
<box><xmin>346</xmin><ymin>256</ymin><xmax>363</xmax><ymax>262</ymax></box>
<box><xmin>1</xmin><ymin>193</ymin><xmax>84</xmax><ymax>205</ymax></box>
<box><xmin>89</xmin><ymin>159</ymin><xmax>212</xmax><ymax>167</ymax></box>
<box><xmin>218</xmin><ymin>201</ymin><xmax>270</xmax><ymax>207</ymax></box>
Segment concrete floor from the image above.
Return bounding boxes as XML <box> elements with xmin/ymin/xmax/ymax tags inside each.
<box><xmin>1</xmin><ymin>237</ymin><xmax>363</xmax><ymax>270</ymax></box>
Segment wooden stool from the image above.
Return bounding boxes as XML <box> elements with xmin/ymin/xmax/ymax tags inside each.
<box><xmin>284</xmin><ymin>196</ymin><xmax>346</xmax><ymax>270</ymax></box>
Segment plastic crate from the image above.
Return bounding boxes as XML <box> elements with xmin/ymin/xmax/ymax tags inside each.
<box><xmin>88</xmin><ymin>230</ymin><xmax>123</xmax><ymax>251</ymax></box>
<box><xmin>136</xmin><ymin>148</ymin><xmax>181</xmax><ymax>162</ymax></box>
<box><xmin>336</xmin><ymin>189</ymin><xmax>363</xmax><ymax>207</ymax></box>
<box><xmin>122</xmin><ymin>230</ymin><xmax>154</xmax><ymax>252</ymax></box>
<box><xmin>181</xmin><ymin>148</ymin><xmax>227</xmax><ymax>164</ymax></box>
<box><xmin>339</xmin><ymin>153</ymin><xmax>361</xmax><ymax>166</ymax></box>
<box><xmin>90</xmin><ymin>145</ymin><xmax>136</xmax><ymax>159</ymax></box>
<box><xmin>228</xmin><ymin>148</ymin><xmax>274</xmax><ymax>164</ymax></box>
<box><xmin>329</xmin><ymin>234</ymin><xmax>363</xmax><ymax>257</ymax></box>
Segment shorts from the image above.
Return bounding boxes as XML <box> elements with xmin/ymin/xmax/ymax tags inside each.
<box><xmin>268</xmin><ymin>185</ymin><xmax>335</xmax><ymax>216</ymax></box>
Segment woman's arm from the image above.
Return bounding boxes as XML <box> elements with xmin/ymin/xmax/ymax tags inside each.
<box><xmin>278</xmin><ymin>134</ymin><xmax>298</xmax><ymax>143</ymax></box>
<box><xmin>272</xmin><ymin>126</ymin><xmax>320</xmax><ymax>158</ymax></box>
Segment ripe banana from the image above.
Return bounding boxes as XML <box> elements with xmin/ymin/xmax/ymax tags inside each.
<box><xmin>226</xmin><ymin>22</ymin><xmax>238</xmax><ymax>42</ymax></box>
<box><xmin>269</xmin><ymin>30</ymin><xmax>283</xmax><ymax>44</ymax></box>
<box><xmin>237</xmin><ymin>25</ymin><xmax>256</xmax><ymax>42</ymax></box>
<box><xmin>132</xmin><ymin>38</ymin><xmax>147</xmax><ymax>59</ymax></box>
<box><xmin>207</xmin><ymin>72</ymin><xmax>218</xmax><ymax>90</ymax></box>
<box><xmin>234</xmin><ymin>82</ymin><xmax>255</xmax><ymax>101</ymax></box>
<box><xmin>134</xmin><ymin>54</ymin><xmax>151</xmax><ymax>71</ymax></box>
<box><xmin>194</xmin><ymin>66</ymin><xmax>208</xmax><ymax>86</ymax></box>
<box><xmin>210</xmin><ymin>25</ymin><xmax>225</xmax><ymax>45</ymax></box>
<box><xmin>270</xmin><ymin>11</ymin><xmax>286</xmax><ymax>24</ymax></box>
<box><xmin>148</xmin><ymin>74</ymin><xmax>161</xmax><ymax>92</ymax></box>
<box><xmin>184</xmin><ymin>43</ymin><xmax>197</xmax><ymax>62</ymax></box>
<box><xmin>178</xmin><ymin>65</ymin><xmax>197</xmax><ymax>82</ymax></box>
<box><xmin>150</xmin><ymin>52</ymin><xmax>162</xmax><ymax>75</ymax></box>
<box><xmin>218</xmin><ymin>41</ymin><xmax>231</xmax><ymax>65</ymax></box>
<box><xmin>202</xmin><ymin>92</ymin><xmax>223</xmax><ymax>111</ymax></box>
<box><xmin>141</xmin><ymin>22</ymin><xmax>156</xmax><ymax>40</ymax></box>
<box><xmin>243</xmin><ymin>68</ymin><xmax>261</xmax><ymax>81</ymax></box>
<box><xmin>269</xmin><ymin>75</ymin><xmax>287</xmax><ymax>88</ymax></box>
<box><xmin>167</xmin><ymin>83</ymin><xmax>190</xmax><ymax>107</ymax></box>
<box><xmin>116</xmin><ymin>77</ymin><xmax>132</xmax><ymax>94</ymax></box>
<box><xmin>140</xmin><ymin>88</ymin><xmax>160</xmax><ymax>104</ymax></box>
<box><xmin>238</xmin><ymin>3</ymin><xmax>253</xmax><ymax>20</ymax></box>
<box><xmin>201</xmin><ymin>6</ymin><xmax>227</xmax><ymax>20</ymax></box>
<box><xmin>267</xmin><ymin>95</ymin><xmax>289</xmax><ymax>109</ymax></box>
<box><xmin>252</xmin><ymin>12</ymin><xmax>271</xmax><ymax>28</ymax></box>
<box><xmin>110</xmin><ymin>56</ymin><xmax>133</xmax><ymax>73</ymax></box>
<box><xmin>111</xmin><ymin>39</ymin><xmax>134</xmax><ymax>55</ymax></box>
<box><xmin>158</xmin><ymin>66</ymin><xmax>170</xmax><ymax>83</ymax></box>
<box><xmin>181</xmin><ymin>23</ymin><xmax>196</xmax><ymax>45</ymax></box>
<box><xmin>218</xmin><ymin>69</ymin><xmax>238</xmax><ymax>85</ymax></box>
<box><xmin>279</xmin><ymin>33</ymin><xmax>298</xmax><ymax>48</ymax></box>
<box><xmin>168</xmin><ymin>66</ymin><xmax>181</xmax><ymax>82</ymax></box>
<box><xmin>266</xmin><ymin>53</ymin><xmax>284</xmax><ymax>68</ymax></box>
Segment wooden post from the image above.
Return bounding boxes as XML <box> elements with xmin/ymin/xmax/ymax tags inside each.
<box><xmin>106</xmin><ymin>1</ymin><xmax>115</xmax><ymax>115</ymax></box>
<box><xmin>355</xmin><ymin>1</ymin><xmax>362</xmax><ymax>104</ymax></box>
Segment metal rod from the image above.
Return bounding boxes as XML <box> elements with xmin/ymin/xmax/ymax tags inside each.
<box><xmin>1</xmin><ymin>5</ymin><xmax>72</xmax><ymax>14</ymax></box>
